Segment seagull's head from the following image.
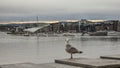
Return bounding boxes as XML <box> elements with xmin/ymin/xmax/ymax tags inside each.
<box><xmin>65</xmin><ymin>38</ymin><xmax>70</xmax><ymax>44</ymax></box>
<box><xmin>66</xmin><ymin>44</ymin><xmax>71</xmax><ymax>48</ymax></box>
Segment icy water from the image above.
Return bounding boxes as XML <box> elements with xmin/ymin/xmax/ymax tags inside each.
<box><xmin>0</xmin><ymin>32</ymin><xmax>120</xmax><ymax>65</ymax></box>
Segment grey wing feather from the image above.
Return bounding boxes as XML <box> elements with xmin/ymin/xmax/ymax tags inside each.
<box><xmin>70</xmin><ymin>47</ymin><xmax>79</xmax><ymax>53</ymax></box>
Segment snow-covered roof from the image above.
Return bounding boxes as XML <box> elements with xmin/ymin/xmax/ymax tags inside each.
<box><xmin>0</xmin><ymin>21</ymin><xmax>59</xmax><ymax>24</ymax></box>
<box><xmin>24</xmin><ymin>25</ymin><xmax>49</xmax><ymax>33</ymax></box>
<box><xmin>88</xmin><ymin>20</ymin><xmax>105</xmax><ymax>22</ymax></box>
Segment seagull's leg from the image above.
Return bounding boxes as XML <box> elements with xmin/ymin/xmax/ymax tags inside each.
<box><xmin>71</xmin><ymin>53</ymin><xmax>73</xmax><ymax>59</ymax></box>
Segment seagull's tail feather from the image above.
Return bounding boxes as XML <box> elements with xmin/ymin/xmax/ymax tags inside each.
<box><xmin>78</xmin><ymin>51</ymin><xmax>83</xmax><ymax>53</ymax></box>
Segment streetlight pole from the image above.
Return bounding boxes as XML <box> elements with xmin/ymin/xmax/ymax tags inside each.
<box><xmin>79</xmin><ymin>21</ymin><xmax>81</xmax><ymax>32</ymax></box>
<box><xmin>36</xmin><ymin>16</ymin><xmax>39</xmax><ymax>37</ymax></box>
<box><xmin>37</xmin><ymin>16</ymin><xmax>39</xmax><ymax>23</ymax></box>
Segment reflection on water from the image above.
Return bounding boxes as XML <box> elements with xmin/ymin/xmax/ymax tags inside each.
<box><xmin>80</xmin><ymin>36</ymin><xmax>120</xmax><ymax>42</ymax></box>
<box><xmin>0</xmin><ymin>32</ymin><xmax>120</xmax><ymax>65</ymax></box>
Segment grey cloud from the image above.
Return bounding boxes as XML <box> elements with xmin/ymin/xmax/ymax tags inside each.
<box><xmin>0</xmin><ymin>0</ymin><xmax>120</xmax><ymax>22</ymax></box>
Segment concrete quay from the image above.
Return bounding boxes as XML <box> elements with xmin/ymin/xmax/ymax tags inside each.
<box><xmin>55</xmin><ymin>58</ymin><xmax>120</xmax><ymax>68</ymax></box>
<box><xmin>101</xmin><ymin>54</ymin><xmax>120</xmax><ymax>60</ymax></box>
<box><xmin>1</xmin><ymin>55</ymin><xmax>120</xmax><ymax>68</ymax></box>
<box><xmin>0</xmin><ymin>62</ymin><xmax>81</xmax><ymax>68</ymax></box>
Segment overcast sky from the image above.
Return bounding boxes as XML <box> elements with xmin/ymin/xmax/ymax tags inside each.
<box><xmin>0</xmin><ymin>0</ymin><xmax>120</xmax><ymax>22</ymax></box>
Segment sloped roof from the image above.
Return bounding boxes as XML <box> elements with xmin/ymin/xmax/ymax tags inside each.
<box><xmin>24</xmin><ymin>25</ymin><xmax>49</xmax><ymax>33</ymax></box>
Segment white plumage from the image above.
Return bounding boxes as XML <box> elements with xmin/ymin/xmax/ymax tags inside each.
<box><xmin>65</xmin><ymin>39</ymin><xmax>83</xmax><ymax>59</ymax></box>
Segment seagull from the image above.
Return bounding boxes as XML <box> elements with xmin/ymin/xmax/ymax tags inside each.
<box><xmin>65</xmin><ymin>39</ymin><xmax>83</xmax><ymax>59</ymax></box>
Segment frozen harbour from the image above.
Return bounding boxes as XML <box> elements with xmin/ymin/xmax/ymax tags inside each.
<box><xmin>0</xmin><ymin>32</ymin><xmax>120</xmax><ymax>65</ymax></box>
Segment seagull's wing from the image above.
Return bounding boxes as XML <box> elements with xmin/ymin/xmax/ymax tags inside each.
<box><xmin>69</xmin><ymin>47</ymin><xmax>79</xmax><ymax>53</ymax></box>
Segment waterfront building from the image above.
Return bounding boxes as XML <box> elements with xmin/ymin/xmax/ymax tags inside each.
<box><xmin>0</xmin><ymin>20</ymin><xmax>120</xmax><ymax>35</ymax></box>
<box><xmin>59</xmin><ymin>20</ymin><xmax>79</xmax><ymax>33</ymax></box>
<box><xmin>117</xmin><ymin>21</ymin><xmax>120</xmax><ymax>32</ymax></box>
